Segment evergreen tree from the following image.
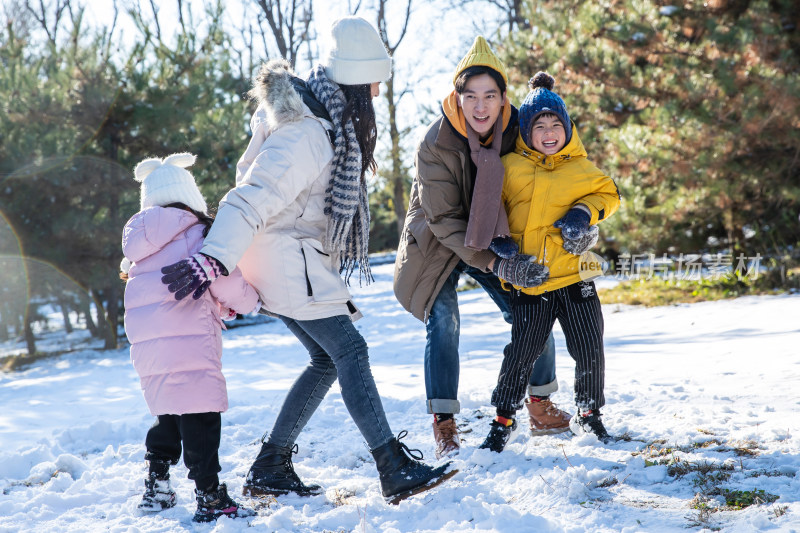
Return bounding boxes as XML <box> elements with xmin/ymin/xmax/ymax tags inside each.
<box><xmin>500</xmin><ymin>0</ymin><xmax>800</xmax><ymax>257</ymax></box>
<box><xmin>0</xmin><ymin>1</ymin><xmax>253</xmax><ymax>353</ymax></box>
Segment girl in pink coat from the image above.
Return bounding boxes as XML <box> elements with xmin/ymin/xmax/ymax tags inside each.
<box><xmin>121</xmin><ymin>153</ymin><xmax>259</xmax><ymax>522</ymax></box>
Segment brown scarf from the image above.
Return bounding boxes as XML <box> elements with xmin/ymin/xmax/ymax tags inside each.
<box><xmin>464</xmin><ymin>115</ymin><xmax>510</xmax><ymax>250</ymax></box>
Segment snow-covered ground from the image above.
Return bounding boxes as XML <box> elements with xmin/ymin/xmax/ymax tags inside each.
<box><xmin>1</xmin><ymin>263</ymin><xmax>798</xmax><ymax>532</ymax></box>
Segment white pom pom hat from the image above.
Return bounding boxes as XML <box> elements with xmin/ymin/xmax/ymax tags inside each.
<box><xmin>133</xmin><ymin>153</ymin><xmax>208</xmax><ymax>214</ymax></box>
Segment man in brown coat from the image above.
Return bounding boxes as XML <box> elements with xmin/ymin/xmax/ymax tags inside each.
<box><xmin>394</xmin><ymin>37</ymin><xmax>584</xmax><ymax>458</ymax></box>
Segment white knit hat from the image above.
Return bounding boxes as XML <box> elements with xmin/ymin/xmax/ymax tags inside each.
<box><xmin>322</xmin><ymin>16</ymin><xmax>392</xmax><ymax>85</ymax></box>
<box><xmin>133</xmin><ymin>153</ymin><xmax>208</xmax><ymax>214</ymax></box>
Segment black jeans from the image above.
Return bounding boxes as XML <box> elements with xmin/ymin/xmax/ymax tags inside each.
<box><xmin>144</xmin><ymin>412</ymin><xmax>221</xmax><ymax>491</ymax></box>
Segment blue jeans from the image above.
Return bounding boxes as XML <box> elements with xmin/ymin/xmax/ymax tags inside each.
<box><xmin>264</xmin><ymin>314</ymin><xmax>394</xmax><ymax>451</ymax></box>
<box><xmin>424</xmin><ymin>261</ymin><xmax>558</xmax><ymax>414</ymax></box>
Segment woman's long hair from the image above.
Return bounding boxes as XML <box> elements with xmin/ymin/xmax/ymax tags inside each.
<box><xmin>338</xmin><ymin>84</ymin><xmax>377</xmax><ymax>178</ymax></box>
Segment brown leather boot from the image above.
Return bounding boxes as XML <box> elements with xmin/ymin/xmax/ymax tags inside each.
<box><xmin>525</xmin><ymin>397</ymin><xmax>571</xmax><ymax>435</ymax></box>
<box><xmin>432</xmin><ymin>417</ymin><xmax>460</xmax><ymax>459</ymax></box>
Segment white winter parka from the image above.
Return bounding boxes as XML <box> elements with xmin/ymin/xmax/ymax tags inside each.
<box><xmin>200</xmin><ymin>61</ymin><xmax>361</xmax><ymax>321</ymax></box>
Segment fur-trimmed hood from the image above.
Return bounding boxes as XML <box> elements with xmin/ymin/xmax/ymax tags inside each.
<box><xmin>249</xmin><ymin>59</ymin><xmax>308</xmax><ymax>129</ymax></box>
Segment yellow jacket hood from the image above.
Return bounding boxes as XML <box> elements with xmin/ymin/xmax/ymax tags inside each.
<box><xmin>514</xmin><ymin>122</ymin><xmax>586</xmax><ymax>170</ymax></box>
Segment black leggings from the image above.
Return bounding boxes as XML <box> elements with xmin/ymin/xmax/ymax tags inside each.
<box><xmin>144</xmin><ymin>412</ymin><xmax>221</xmax><ymax>491</ymax></box>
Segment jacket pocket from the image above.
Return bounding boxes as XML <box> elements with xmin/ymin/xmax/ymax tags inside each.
<box><xmin>542</xmin><ymin>229</ymin><xmax>579</xmax><ymax>279</ymax></box>
<box><xmin>408</xmin><ymin>216</ymin><xmax>435</xmax><ymax>255</ymax></box>
<box><xmin>299</xmin><ymin>240</ymin><xmax>352</xmax><ymax>303</ymax></box>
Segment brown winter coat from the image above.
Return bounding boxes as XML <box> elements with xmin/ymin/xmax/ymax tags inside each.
<box><xmin>393</xmin><ymin>110</ymin><xmax>519</xmax><ymax>322</ymax></box>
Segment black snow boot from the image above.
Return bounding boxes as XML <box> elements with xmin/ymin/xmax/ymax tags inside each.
<box><xmin>479</xmin><ymin>417</ymin><xmax>521</xmax><ymax>453</ymax></box>
<box><xmin>138</xmin><ymin>471</ymin><xmax>177</xmax><ymax>512</ymax></box>
<box><xmin>243</xmin><ymin>443</ymin><xmax>322</xmax><ymax>497</ymax></box>
<box><xmin>193</xmin><ymin>482</ymin><xmax>255</xmax><ymax>522</ymax></box>
<box><xmin>371</xmin><ymin>431</ymin><xmax>456</xmax><ymax>505</ymax></box>
<box><xmin>569</xmin><ymin>410</ymin><xmax>612</xmax><ymax>444</ymax></box>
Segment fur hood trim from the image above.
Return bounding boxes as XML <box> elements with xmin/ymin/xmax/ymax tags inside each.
<box><xmin>249</xmin><ymin>59</ymin><xmax>306</xmax><ymax>127</ymax></box>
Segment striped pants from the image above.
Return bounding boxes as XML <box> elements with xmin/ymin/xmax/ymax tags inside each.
<box><xmin>490</xmin><ymin>281</ymin><xmax>605</xmax><ymax>413</ymax></box>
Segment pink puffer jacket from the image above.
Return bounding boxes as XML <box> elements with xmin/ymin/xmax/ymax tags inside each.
<box><xmin>122</xmin><ymin>206</ymin><xmax>259</xmax><ymax>415</ymax></box>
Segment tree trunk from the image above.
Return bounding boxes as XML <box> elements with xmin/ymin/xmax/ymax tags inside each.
<box><xmin>103</xmin><ymin>282</ymin><xmax>119</xmax><ymax>349</ymax></box>
<box><xmin>510</xmin><ymin>0</ymin><xmax>530</xmax><ymax>31</ymax></box>
<box><xmin>79</xmin><ymin>291</ymin><xmax>98</xmax><ymax>336</ymax></box>
<box><xmin>24</xmin><ymin>308</ymin><xmax>37</xmax><ymax>356</ymax></box>
<box><xmin>13</xmin><ymin>311</ymin><xmax>23</xmax><ymax>340</ymax></box>
<box><xmin>91</xmin><ymin>288</ymin><xmax>114</xmax><ymax>347</ymax></box>
<box><xmin>100</xmin><ymin>131</ymin><xmax>122</xmax><ymax>350</ymax></box>
<box><xmin>59</xmin><ymin>297</ymin><xmax>74</xmax><ymax>334</ymax></box>
<box><xmin>385</xmin><ymin>73</ymin><xmax>406</xmax><ymax>243</ymax></box>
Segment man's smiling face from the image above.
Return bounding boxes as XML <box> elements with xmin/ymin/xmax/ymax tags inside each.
<box><xmin>457</xmin><ymin>73</ymin><xmax>504</xmax><ymax>139</ymax></box>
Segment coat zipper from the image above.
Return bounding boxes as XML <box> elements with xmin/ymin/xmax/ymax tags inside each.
<box><xmin>300</xmin><ymin>248</ymin><xmax>313</xmax><ymax>296</ymax></box>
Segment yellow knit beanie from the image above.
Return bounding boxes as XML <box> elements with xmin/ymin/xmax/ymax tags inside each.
<box><xmin>452</xmin><ymin>36</ymin><xmax>508</xmax><ymax>86</ymax></box>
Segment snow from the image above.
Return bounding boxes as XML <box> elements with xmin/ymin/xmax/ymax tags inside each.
<box><xmin>1</xmin><ymin>263</ymin><xmax>798</xmax><ymax>532</ymax></box>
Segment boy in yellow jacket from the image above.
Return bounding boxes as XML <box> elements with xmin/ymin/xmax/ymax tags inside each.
<box><xmin>480</xmin><ymin>72</ymin><xmax>620</xmax><ymax>450</ymax></box>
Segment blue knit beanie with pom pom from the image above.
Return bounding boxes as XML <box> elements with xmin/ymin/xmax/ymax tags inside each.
<box><xmin>519</xmin><ymin>72</ymin><xmax>571</xmax><ymax>149</ymax></box>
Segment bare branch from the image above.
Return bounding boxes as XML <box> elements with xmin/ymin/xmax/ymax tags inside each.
<box><xmin>253</xmin><ymin>0</ymin><xmax>313</xmax><ymax>66</ymax></box>
<box><xmin>375</xmin><ymin>0</ymin><xmax>412</xmax><ymax>54</ymax></box>
<box><xmin>392</xmin><ymin>0</ymin><xmax>412</xmax><ymax>52</ymax></box>
<box><xmin>348</xmin><ymin>0</ymin><xmax>363</xmax><ymax>15</ymax></box>
<box><xmin>176</xmin><ymin>0</ymin><xmax>185</xmax><ymax>34</ymax></box>
<box><xmin>287</xmin><ymin>0</ymin><xmax>297</xmax><ymax>61</ymax></box>
<box><xmin>245</xmin><ymin>20</ymin><xmax>255</xmax><ymax>78</ymax></box>
<box><xmin>256</xmin><ymin>0</ymin><xmax>289</xmax><ymax>60</ymax></box>
<box><xmin>148</xmin><ymin>0</ymin><xmax>160</xmax><ymax>41</ymax></box>
<box><xmin>101</xmin><ymin>0</ymin><xmax>119</xmax><ymax>61</ymax></box>
<box><xmin>25</xmin><ymin>0</ymin><xmax>70</xmax><ymax>44</ymax></box>
<box><xmin>396</xmin><ymin>85</ymin><xmax>412</xmax><ymax>104</ymax></box>
<box><xmin>301</xmin><ymin>1</ymin><xmax>314</xmax><ymax>67</ymax></box>
<box><xmin>444</xmin><ymin>0</ymin><xmax>529</xmax><ymax>33</ymax></box>
<box><xmin>257</xmin><ymin>12</ymin><xmax>270</xmax><ymax>61</ymax></box>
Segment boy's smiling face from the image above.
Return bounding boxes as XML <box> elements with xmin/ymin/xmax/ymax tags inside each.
<box><xmin>529</xmin><ymin>113</ymin><xmax>566</xmax><ymax>155</ymax></box>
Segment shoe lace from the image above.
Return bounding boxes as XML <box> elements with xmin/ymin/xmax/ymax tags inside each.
<box><xmin>543</xmin><ymin>400</ymin><xmax>561</xmax><ymax>416</ymax></box>
<box><xmin>284</xmin><ymin>443</ymin><xmax>299</xmax><ymax>472</ymax></box>
<box><xmin>396</xmin><ymin>430</ymin><xmax>424</xmax><ymax>461</ymax></box>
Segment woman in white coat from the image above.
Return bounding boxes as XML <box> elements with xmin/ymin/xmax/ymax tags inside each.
<box><xmin>160</xmin><ymin>17</ymin><xmax>452</xmax><ymax>504</ymax></box>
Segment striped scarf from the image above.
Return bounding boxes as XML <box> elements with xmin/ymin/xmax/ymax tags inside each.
<box><xmin>305</xmin><ymin>65</ymin><xmax>371</xmax><ymax>284</ymax></box>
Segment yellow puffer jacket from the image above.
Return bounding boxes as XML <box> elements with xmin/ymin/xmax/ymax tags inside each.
<box><xmin>501</xmin><ymin>124</ymin><xmax>620</xmax><ymax>295</ymax></box>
